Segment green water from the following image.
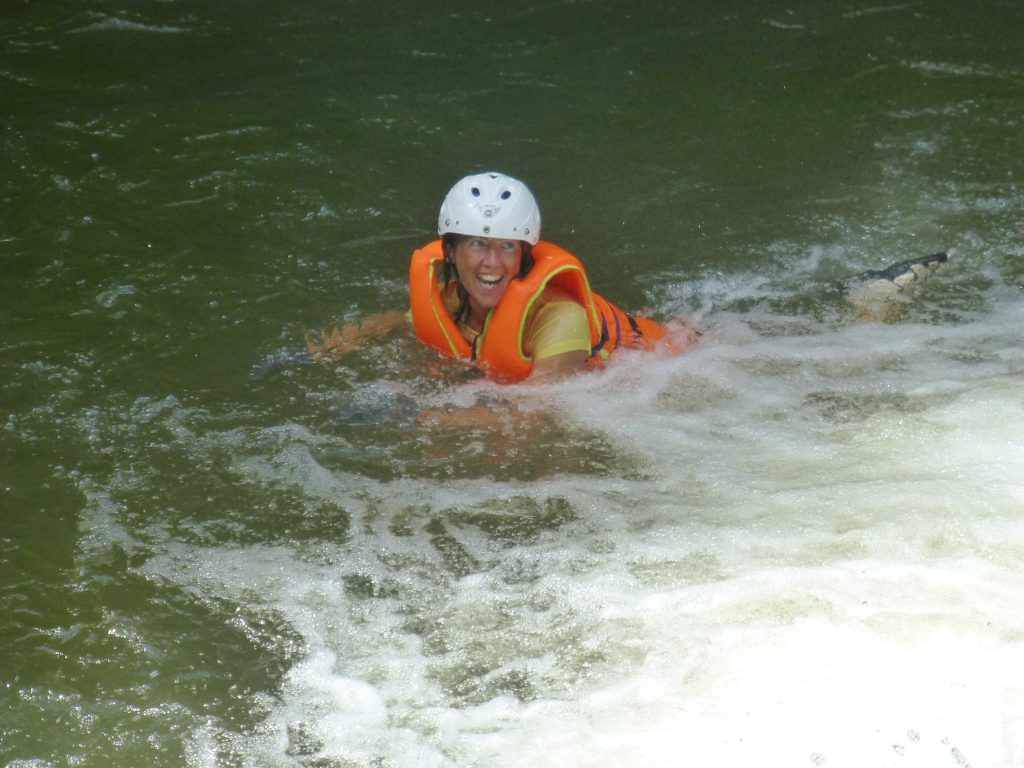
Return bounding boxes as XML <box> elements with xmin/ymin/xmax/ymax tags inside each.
<box><xmin>2</xmin><ymin>1</ymin><xmax>1022</xmax><ymax>766</ymax></box>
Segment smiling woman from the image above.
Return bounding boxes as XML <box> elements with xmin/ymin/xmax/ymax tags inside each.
<box><xmin>4</xmin><ymin>1</ymin><xmax>1023</xmax><ymax>765</ymax></box>
<box><xmin>308</xmin><ymin>172</ymin><xmax>698</xmax><ymax>381</ymax></box>
<box><xmin>450</xmin><ymin>236</ymin><xmax>529</xmax><ymax>326</ymax></box>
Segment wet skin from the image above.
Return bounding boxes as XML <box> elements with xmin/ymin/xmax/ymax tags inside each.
<box><xmin>453</xmin><ymin>236</ymin><xmax>590</xmax><ymax>379</ymax></box>
<box><xmin>452</xmin><ymin>236</ymin><xmax>523</xmax><ymax>331</ymax></box>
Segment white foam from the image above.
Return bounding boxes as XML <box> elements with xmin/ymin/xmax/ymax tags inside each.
<box><xmin>128</xmin><ymin>262</ymin><xmax>1024</xmax><ymax>768</ymax></box>
<box><xmin>73</xmin><ymin>16</ymin><xmax>188</xmax><ymax>34</ymax></box>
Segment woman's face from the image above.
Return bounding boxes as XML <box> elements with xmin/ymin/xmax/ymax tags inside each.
<box><xmin>453</xmin><ymin>236</ymin><xmax>523</xmax><ymax>320</ymax></box>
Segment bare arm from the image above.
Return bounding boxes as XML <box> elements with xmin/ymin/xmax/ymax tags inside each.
<box><xmin>527</xmin><ymin>349</ymin><xmax>590</xmax><ymax>381</ymax></box>
<box><xmin>305</xmin><ymin>309</ymin><xmax>408</xmax><ymax>361</ymax></box>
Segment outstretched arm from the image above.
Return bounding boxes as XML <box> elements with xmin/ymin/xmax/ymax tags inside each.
<box><xmin>305</xmin><ymin>309</ymin><xmax>408</xmax><ymax>361</ymax></box>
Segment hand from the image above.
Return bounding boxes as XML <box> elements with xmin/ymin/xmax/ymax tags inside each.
<box><xmin>305</xmin><ymin>311</ymin><xmax>408</xmax><ymax>362</ymax></box>
<box><xmin>305</xmin><ymin>325</ymin><xmax>361</xmax><ymax>361</ymax></box>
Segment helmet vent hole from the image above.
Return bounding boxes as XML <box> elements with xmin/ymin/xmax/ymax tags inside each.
<box><xmin>470</xmin><ymin>187</ymin><xmax>481</xmax><ymax>197</ymax></box>
<box><xmin>500</xmin><ymin>190</ymin><xmax>511</xmax><ymax>200</ymax></box>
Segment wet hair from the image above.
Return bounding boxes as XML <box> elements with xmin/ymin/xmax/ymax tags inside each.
<box><xmin>441</xmin><ymin>233</ymin><xmax>535</xmax><ymax>326</ymax></box>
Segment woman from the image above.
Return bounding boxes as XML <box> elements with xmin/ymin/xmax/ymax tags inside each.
<box><xmin>308</xmin><ymin>172</ymin><xmax>695</xmax><ymax>381</ymax></box>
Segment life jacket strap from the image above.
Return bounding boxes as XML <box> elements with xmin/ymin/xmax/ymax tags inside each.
<box><xmin>626</xmin><ymin>314</ymin><xmax>642</xmax><ymax>337</ymax></box>
<box><xmin>591</xmin><ymin>308</ymin><xmax>620</xmax><ymax>357</ymax></box>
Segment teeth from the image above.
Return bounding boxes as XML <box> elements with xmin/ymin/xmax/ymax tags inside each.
<box><xmin>478</xmin><ymin>274</ymin><xmax>502</xmax><ymax>286</ymax></box>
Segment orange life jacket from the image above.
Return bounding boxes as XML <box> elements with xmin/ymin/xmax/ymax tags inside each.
<box><xmin>409</xmin><ymin>239</ymin><xmax>666</xmax><ymax>382</ymax></box>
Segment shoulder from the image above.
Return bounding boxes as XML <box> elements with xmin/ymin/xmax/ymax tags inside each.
<box><xmin>537</xmin><ymin>283</ymin><xmax>584</xmax><ymax>306</ymax></box>
<box><xmin>527</xmin><ymin>285</ymin><xmax>587</xmax><ymax>325</ymax></box>
<box><xmin>523</xmin><ymin>286</ymin><xmax>591</xmax><ymax>359</ymax></box>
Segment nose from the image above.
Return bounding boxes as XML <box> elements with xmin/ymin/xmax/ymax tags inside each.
<box><xmin>481</xmin><ymin>243</ymin><xmax>504</xmax><ymax>265</ymax></box>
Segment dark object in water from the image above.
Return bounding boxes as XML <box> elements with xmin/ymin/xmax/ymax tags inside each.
<box><xmin>842</xmin><ymin>252</ymin><xmax>949</xmax><ymax>321</ymax></box>
<box><xmin>843</xmin><ymin>252</ymin><xmax>948</xmax><ymax>290</ymax></box>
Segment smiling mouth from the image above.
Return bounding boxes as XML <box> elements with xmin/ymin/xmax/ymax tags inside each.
<box><xmin>477</xmin><ymin>274</ymin><xmax>503</xmax><ymax>288</ymax></box>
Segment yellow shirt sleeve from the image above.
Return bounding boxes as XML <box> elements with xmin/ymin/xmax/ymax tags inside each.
<box><xmin>522</xmin><ymin>286</ymin><xmax>592</xmax><ymax>361</ymax></box>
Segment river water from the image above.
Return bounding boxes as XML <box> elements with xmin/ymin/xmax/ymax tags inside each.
<box><xmin>2</xmin><ymin>2</ymin><xmax>1022</xmax><ymax>767</ymax></box>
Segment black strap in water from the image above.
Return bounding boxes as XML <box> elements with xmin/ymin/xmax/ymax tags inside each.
<box><xmin>852</xmin><ymin>251</ymin><xmax>949</xmax><ymax>282</ymax></box>
<box><xmin>626</xmin><ymin>314</ymin><xmax>642</xmax><ymax>337</ymax></box>
<box><xmin>591</xmin><ymin>314</ymin><xmax>611</xmax><ymax>356</ymax></box>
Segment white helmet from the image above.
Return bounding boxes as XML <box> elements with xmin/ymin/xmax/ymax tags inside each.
<box><xmin>437</xmin><ymin>172</ymin><xmax>541</xmax><ymax>245</ymax></box>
